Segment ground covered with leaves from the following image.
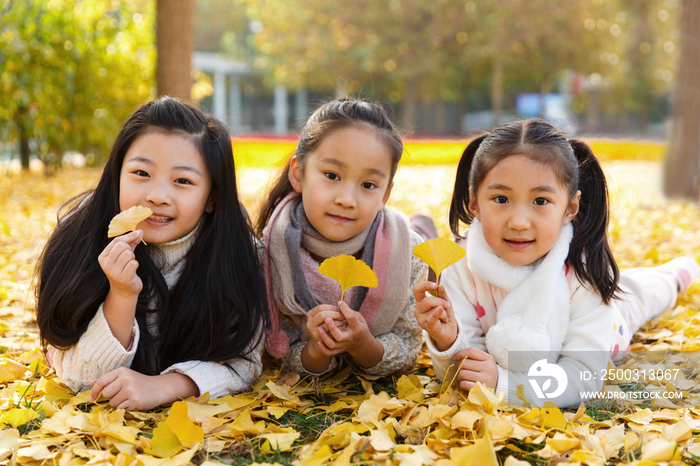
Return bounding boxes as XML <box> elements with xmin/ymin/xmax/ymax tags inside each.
<box><xmin>0</xmin><ymin>157</ymin><xmax>699</xmax><ymax>465</ymax></box>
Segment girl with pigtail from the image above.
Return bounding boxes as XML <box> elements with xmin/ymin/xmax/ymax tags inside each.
<box><xmin>414</xmin><ymin>118</ymin><xmax>699</xmax><ymax>407</ymax></box>
<box><xmin>258</xmin><ymin>98</ymin><xmax>427</xmax><ymax>377</ymax></box>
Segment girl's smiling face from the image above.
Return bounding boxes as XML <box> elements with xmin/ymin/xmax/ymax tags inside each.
<box><xmin>469</xmin><ymin>155</ymin><xmax>580</xmax><ymax>266</ymax></box>
<box><xmin>288</xmin><ymin>126</ymin><xmax>393</xmax><ymax>242</ymax></box>
<box><xmin>119</xmin><ymin>132</ymin><xmax>213</xmax><ymax>244</ymax></box>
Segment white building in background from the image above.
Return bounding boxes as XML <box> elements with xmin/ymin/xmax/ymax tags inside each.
<box><xmin>192</xmin><ymin>52</ymin><xmax>308</xmax><ymax>135</ymax></box>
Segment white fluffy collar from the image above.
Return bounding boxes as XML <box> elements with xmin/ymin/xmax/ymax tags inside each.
<box><xmin>467</xmin><ymin>220</ymin><xmax>574</xmax><ymax>371</ymax></box>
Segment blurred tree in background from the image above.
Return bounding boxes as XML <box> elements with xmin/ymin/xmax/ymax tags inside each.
<box><xmin>0</xmin><ymin>0</ymin><xmax>155</xmax><ymax>170</ymax></box>
<box><xmin>156</xmin><ymin>0</ymin><xmax>195</xmax><ymax>101</ymax></box>
<box><xmin>0</xmin><ymin>0</ymin><xmax>686</xmax><ymax>172</ymax></box>
<box><xmin>233</xmin><ymin>0</ymin><xmax>678</xmax><ymax>134</ymax></box>
<box><xmin>663</xmin><ymin>0</ymin><xmax>700</xmax><ymax>200</ymax></box>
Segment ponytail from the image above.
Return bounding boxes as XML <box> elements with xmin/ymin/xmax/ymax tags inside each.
<box><xmin>449</xmin><ymin>134</ymin><xmax>488</xmax><ymax>238</ymax></box>
<box><xmin>568</xmin><ymin>139</ymin><xmax>620</xmax><ymax>304</ymax></box>
<box><xmin>256</xmin><ymin>158</ymin><xmax>294</xmax><ymax>237</ymax></box>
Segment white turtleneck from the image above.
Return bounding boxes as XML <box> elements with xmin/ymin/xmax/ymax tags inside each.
<box><xmin>51</xmin><ymin>226</ymin><xmax>263</xmax><ymax>400</ymax></box>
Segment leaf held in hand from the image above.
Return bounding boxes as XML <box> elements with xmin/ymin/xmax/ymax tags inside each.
<box><xmin>413</xmin><ymin>237</ymin><xmax>465</xmax><ymax>281</ymax></box>
<box><xmin>108</xmin><ymin>205</ymin><xmax>152</xmax><ymax>238</ymax></box>
<box><xmin>318</xmin><ymin>254</ymin><xmax>378</xmax><ymax>301</ymax></box>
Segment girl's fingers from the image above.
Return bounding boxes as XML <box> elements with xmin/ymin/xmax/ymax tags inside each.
<box><xmin>126</xmin><ymin>230</ymin><xmax>143</xmax><ymax>248</ymax></box>
<box><xmin>308</xmin><ymin>312</ymin><xmax>344</xmax><ymax>330</ymax></box>
<box><xmin>415</xmin><ymin>297</ymin><xmax>450</xmax><ymax>316</ymax></box>
<box><xmin>453</xmin><ymin>348</ymin><xmax>471</xmax><ymax>362</ymax></box>
<box><xmin>413</xmin><ymin>281</ymin><xmax>438</xmax><ymax>301</ymax></box>
<box><xmin>113</xmin><ymin>250</ymin><xmax>137</xmax><ymax>277</ymax></box>
<box><xmin>337</xmin><ymin>301</ymin><xmax>362</xmax><ymax>329</ymax></box>
<box><xmin>325</xmin><ymin>317</ymin><xmax>346</xmax><ymax>341</ymax></box>
<box><xmin>462</xmin><ymin>347</ymin><xmax>489</xmax><ymax>361</ymax></box>
<box><xmin>102</xmin><ymin>231</ymin><xmax>140</xmax><ymax>257</ymax></box>
<box><xmin>90</xmin><ymin>371</ymin><xmax>120</xmax><ymax>400</ymax></box>
<box><xmin>116</xmin><ymin>400</ymin><xmax>132</xmax><ymax>411</ymax></box>
<box><xmin>107</xmin><ymin>389</ymin><xmax>128</xmax><ymax>409</ymax></box>
<box><xmin>317</xmin><ymin>340</ymin><xmax>333</xmax><ymax>357</ymax></box>
<box><xmin>459</xmin><ymin>380</ymin><xmax>475</xmax><ymax>391</ymax></box>
<box><xmin>426</xmin><ymin>307</ymin><xmax>444</xmax><ymax>326</ymax></box>
<box><xmin>436</xmin><ymin>285</ymin><xmax>450</xmax><ymax>300</ymax></box>
<box><xmin>318</xmin><ymin>325</ymin><xmax>339</xmax><ymax>349</ymax></box>
<box><xmin>308</xmin><ymin>304</ymin><xmax>340</xmax><ymax>317</ymax></box>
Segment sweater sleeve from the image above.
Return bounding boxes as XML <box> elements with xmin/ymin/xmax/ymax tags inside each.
<box><xmin>162</xmin><ymin>333</ymin><xmax>264</xmax><ymax>399</ymax></box>
<box><xmin>359</xmin><ymin>232</ymin><xmax>427</xmax><ymax>376</ymax></box>
<box><xmin>494</xmin><ymin>283</ymin><xmax>612</xmax><ymax>408</ymax></box>
<box><xmin>427</xmin><ymin>250</ymin><xmax>485</xmax><ymax>384</ymax></box>
<box><xmin>52</xmin><ymin>304</ymin><xmax>139</xmax><ymax>393</ymax></box>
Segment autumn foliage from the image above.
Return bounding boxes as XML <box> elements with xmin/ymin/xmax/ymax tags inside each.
<box><xmin>0</xmin><ymin>140</ymin><xmax>699</xmax><ymax>464</ymax></box>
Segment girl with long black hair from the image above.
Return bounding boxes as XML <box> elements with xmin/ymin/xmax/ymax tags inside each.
<box><xmin>36</xmin><ymin>97</ymin><xmax>265</xmax><ymax>410</ymax></box>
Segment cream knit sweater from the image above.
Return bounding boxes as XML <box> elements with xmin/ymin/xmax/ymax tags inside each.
<box><xmin>52</xmin><ymin>227</ymin><xmax>263</xmax><ymax>399</ymax></box>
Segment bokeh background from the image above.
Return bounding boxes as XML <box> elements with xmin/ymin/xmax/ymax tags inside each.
<box><xmin>2</xmin><ymin>0</ymin><xmax>698</xmax><ymax>198</ymax></box>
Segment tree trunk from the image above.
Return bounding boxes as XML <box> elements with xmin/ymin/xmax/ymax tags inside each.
<box><xmin>435</xmin><ymin>99</ymin><xmax>446</xmax><ymax>134</ymax></box>
<box><xmin>491</xmin><ymin>57</ymin><xmax>503</xmax><ymax>127</ymax></box>
<box><xmin>16</xmin><ymin>114</ymin><xmax>30</xmax><ymax>170</ymax></box>
<box><xmin>663</xmin><ymin>0</ymin><xmax>700</xmax><ymax>199</ymax></box>
<box><xmin>156</xmin><ymin>0</ymin><xmax>196</xmax><ymax>101</ymax></box>
<box><xmin>586</xmin><ymin>89</ymin><xmax>601</xmax><ymax>130</ymax></box>
<box><xmin>402</xmin><ymin>79</ymin><xmax>418</xmax><ymax>132</ymax></box>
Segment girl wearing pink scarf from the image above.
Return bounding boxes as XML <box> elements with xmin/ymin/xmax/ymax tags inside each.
<box><xmin>257</xmin><ymin>99</ymin><xmax>427</xmax><ymax>376</ymax></box>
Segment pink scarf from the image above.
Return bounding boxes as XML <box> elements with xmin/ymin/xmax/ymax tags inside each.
<box><xmin>263</xmin><ymin>193</ymin><xmax>412</xmax><ymax>359</ymax></box>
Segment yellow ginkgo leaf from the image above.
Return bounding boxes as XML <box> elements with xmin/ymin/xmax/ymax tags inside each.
<box><xmin>318</xmin><ymin>254</ymin><xmax>378</xmax><ymax>301</ymax></box>
<box><xmin>164</xmin><ymin>401</ymin><xmax>204</xmax><ymax>449</ymax></box>
<box><xmin>149</xmin><ymin>422</ymin><xmax>181</xmax><ymax>458</ymax></box>
<box><xmin>108</xmin><ymin>205</ymin><xmax>153</xmax><ymax>238</ymax></box>
<box><xmin>413</xmin><ymin>237</ymin><xmax>465</xmax><ymax>281</ymax></box>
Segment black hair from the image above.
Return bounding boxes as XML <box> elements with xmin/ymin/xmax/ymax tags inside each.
<box><xmin>256</xmin><ymin>97</ymin><xmax>403</xmax><ymax>236</ymax></box>
<box><xmin>36</xmin><ymin>96</ymin><xmax>266</xmax><ymax>374</ymax></box>
<box><xmin>448</xmin><ymin>118</ymin><xmax>619</xmax><ymax>304</ymax></box>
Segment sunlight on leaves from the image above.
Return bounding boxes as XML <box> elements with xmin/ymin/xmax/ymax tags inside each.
<box><xmin>318</xmin><ymin>254</ymin><xmax>378</xmax><ymax>301</ymax></box>
<box><xmin>107</xmin><ymin>205</ymin><xmax>153</xmax><ymax>238</ymax></box>
<box><xmin>165</xmin><ymin>401</ymin><xmax>204</xmax><ymax>448</ymax></box>
<box><xmin>149</xmin><ymin>422</ymin><xmax>181</xmax><ymax>458</ymax></box>
<box><xmin>1</xmin><ymin>159</ymin><xmax>700</xmax><ymax>465</ymax></box>
<box><xmin>413</xmin><ymin>237</ymin><xmax>465</xmax><ymax>281</ymax></box>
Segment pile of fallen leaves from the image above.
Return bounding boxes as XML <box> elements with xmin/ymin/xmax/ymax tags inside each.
<box><xmin>0</xmin><ymin>159</ymin><xmax>700</xmax><ymax>465</ymax></box>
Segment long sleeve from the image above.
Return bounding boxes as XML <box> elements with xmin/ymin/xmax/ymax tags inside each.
<box><xmin>163</xmin><ymin>334</ymin><xmax>264</xmax><ymax>399</ymax></box>
<box><xmin>427</xmin><ymin>257</ymin><xmax>484</xmax><ymax>384</ymax></box>
<box><xmin>494</xmin><ymin>285</ymin><xmax>611</xmax><ymax>407</ymax></box>
<box><xmin>52</xmin><ymin>304</ymin><xmax>139</xmax><ymax>393</ymax></box>
<box><xmin>360</xmin><ymin>242</ymin><xmax>427</xmax><ymax>376</ymax></box>
<box><xmin>434</xmin><ymin>253</ymin><xmax>612</xmax><ymax>408</ymax></box>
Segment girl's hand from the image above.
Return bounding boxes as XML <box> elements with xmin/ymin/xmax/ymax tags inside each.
<box><xmin>98</xmin><ymin>231</ymin><xmax>143</xmax><ymax>297</ymax></box>
<box><xmin>452</xmin><ymin>347</ymin><xmax>499</xmax><ymax>390</ymax></box>
<box><xmin>306</xmin><ymin>304</ymin><xmax>347</xmax><ymax>340</ymax></box>
<box><xmin>301</xmin><ymin>304</ymin><xmax>346</xmax><ymax>373</ymax></box>
<box><xmin>89</xmin><ymin>367</ymin><xmax>199</xmax><ymax>411</ymax></box>
<box><xmin>316</xmin><ymin>302</ymin><xmax>384</xmax><ymax>368</ymax></box>
<box><xmin>413</xmin><ymin>282</ymin><xmax>458</xmax><ymax>351</ymax></box>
